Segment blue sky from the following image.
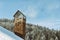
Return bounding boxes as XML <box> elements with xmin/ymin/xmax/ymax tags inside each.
<box><xmin>0</xmin><ymin>0</ymin><xmax>60</xmax><ymax>30</ymax></box>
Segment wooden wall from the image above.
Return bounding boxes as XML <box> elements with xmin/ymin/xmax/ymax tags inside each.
<box><xmin>13</xmin><ymin>18</ymin><xmax>26</xmax><ymax>39</ymax></box>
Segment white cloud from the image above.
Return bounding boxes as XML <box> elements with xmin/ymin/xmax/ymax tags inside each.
<box><xmin>24</xmin><ymin>6</ymin><xmax>38</xmax><ymax>19</ymax></box>
<box><xmin>0</xmin><ymin>31</ymin><xmax>15</xmax><ymax>40</ymax></box>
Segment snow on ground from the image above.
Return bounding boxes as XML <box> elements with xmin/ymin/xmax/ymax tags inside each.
<box><xmin>0</xmin><ymin>31</ymin><xmax>15</xmax><ymax>40</ymax></box>
<box><xmin>0</xmin><ymin>26</ymin><xmax>23</xmax><ymax>40</ymax></box>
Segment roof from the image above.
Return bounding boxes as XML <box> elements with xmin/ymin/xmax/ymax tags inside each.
<box><xmin>13</xmin><ymin>10</ymin><xmax>26</xmax><ymax>18</ymax></box>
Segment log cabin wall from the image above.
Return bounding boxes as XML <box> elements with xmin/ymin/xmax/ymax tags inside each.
<box><xmin>13</xmin><ymin>10</ymin><xmax>26</xmax><ymax>39</ymax></box>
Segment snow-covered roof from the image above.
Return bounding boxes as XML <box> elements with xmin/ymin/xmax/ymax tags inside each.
<box><xmin>13</xmin><ymin>10</ymin><xmax>26</xmax><ymax>18</ymax></box>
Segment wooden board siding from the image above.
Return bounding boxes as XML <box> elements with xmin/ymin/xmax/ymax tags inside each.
<box><xmin>13</xmin><ymin>18</ymin><xmax>26</xmax><ymax>38</ymax></box>
<box><xmin>13</xmin><ymin>10</ymin><xmax>26</xmax><ymax>39</ymax></box>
